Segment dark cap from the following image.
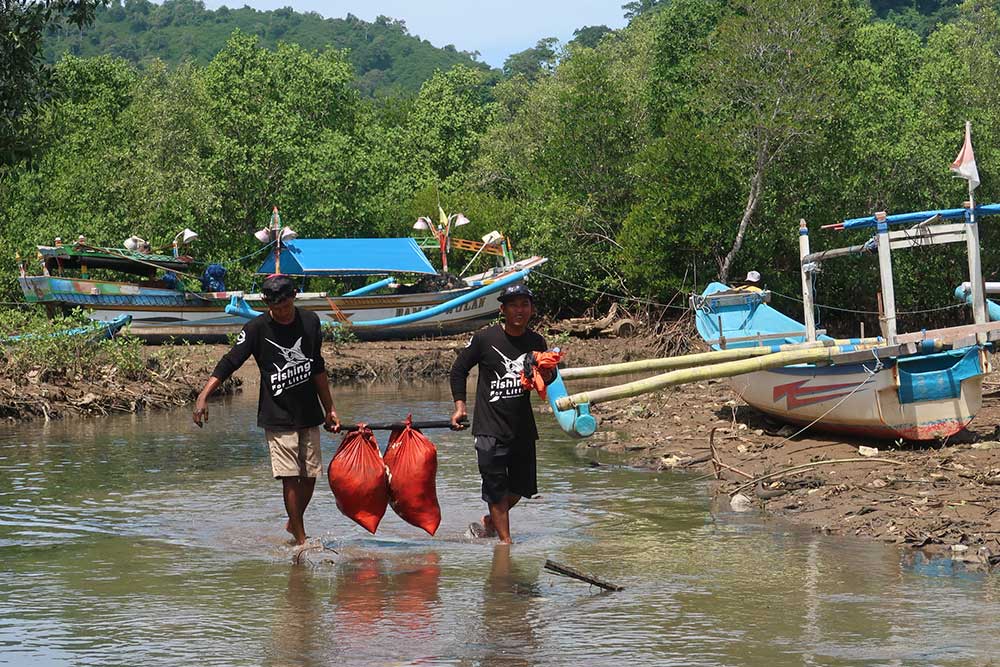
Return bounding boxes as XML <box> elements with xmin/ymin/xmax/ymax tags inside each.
<box><xmin>261</xmin><ymin>274</ymin><xmax>296</xmax><ymax>303</ymax></box>
<box><xmin>497</xmin><ymin>284</ymin><xmax>535</xmax><ymax>304</ymax></box>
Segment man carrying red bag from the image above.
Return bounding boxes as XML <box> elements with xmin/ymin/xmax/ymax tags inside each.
<box><xmin>193</xmin><ymin>274</ymin><xmax>340</xmax><ymax>546</ymax></box>
<box><xmin>449</xmin><ymin>284</ymin><xmax>556</xmax><ymax>544</ymax></box>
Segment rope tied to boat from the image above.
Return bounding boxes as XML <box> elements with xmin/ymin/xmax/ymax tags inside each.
<box><xmin>771</xmin><ymin>290</ymin><xmax>967</xmax><ymax>316</ymax></box>
<box><xmin>749</xmin><ymin>346</ymin><xmax>885</xmax><ymax>449</ymax></box>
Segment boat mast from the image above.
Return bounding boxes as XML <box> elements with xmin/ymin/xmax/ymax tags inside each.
<box><xmin>874</xmin><ymin>211</ymin><xmax>898</xmax><ymax>343</ymax></box>
<box><xmin>798</xmin><ymin>219</ymin><xmax>817</xmax><ymax>341</ymax></box>
<box><xmin>963</xmin><ymin>137</ymin><xmax>988</xmax><ymax>343</ymax></box>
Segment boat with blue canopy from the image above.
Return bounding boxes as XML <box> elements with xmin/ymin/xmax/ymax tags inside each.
<box><xmin>18</xmin><ymin>209</ymin><xmax>546</xmax><ymax>340</ymax></box>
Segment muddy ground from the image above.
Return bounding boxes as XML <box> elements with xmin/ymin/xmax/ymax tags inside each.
<box><xmin>566</xmin><ymin>339</ymin><xmax>1000</xmax><ymax>567</ymax></box>
<box><xmin>4</xmin><ymin>329</ymin><xmax>1000</xmax><ymax>565</ymax></box>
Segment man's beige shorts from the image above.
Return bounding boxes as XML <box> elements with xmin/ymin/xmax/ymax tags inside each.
<box><xmin>265</xmin><ymin>427</ymin><xmax>322</xmax><ymax>479</ymax></box>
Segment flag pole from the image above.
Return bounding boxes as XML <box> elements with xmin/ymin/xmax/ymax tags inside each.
<box><xmin>962</xmin><ymin>121</ymin><xmax>988</xmax><ymax>340</ymax></box>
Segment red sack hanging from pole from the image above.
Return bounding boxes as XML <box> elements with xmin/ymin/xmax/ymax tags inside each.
<box><xmin>327</xmin><ymin>425</ymin><xmax>389</xmax><ymax>534</ymax></box>
<box><xmin>384</xmin><ymin>415</ymin><xmax>441</xmax><ymax>536</ymax></box>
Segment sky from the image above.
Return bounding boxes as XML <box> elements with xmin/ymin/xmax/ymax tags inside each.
<box><xmin>200</xmin><ymin>0</ymin><xmax>629</xmax><ymax>67</ymax></box>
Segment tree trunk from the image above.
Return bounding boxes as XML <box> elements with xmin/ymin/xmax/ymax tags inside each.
<box><xmin>719</xmin><ymin>149</ymin><xmax>767</xmax><ymax>284</ymax></box>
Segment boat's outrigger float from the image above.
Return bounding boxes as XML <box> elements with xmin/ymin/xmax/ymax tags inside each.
<box><xmin>549</xmin><ymin>201</ymin><xmax>1000</xmax><ymax>441</ymax></box>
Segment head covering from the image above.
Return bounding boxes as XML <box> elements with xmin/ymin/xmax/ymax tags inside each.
<box><xmin>497</xmin><ymin>284</ymin><xmax>535</xmax><ymax>304</ymax></box>
<box><xmin>261</xmin><ymin>274</ymin><xmax>296</xmax><ymax>303</ymax></box>
<box><xmin>745</xmin><ymin>270</ymin><xmax>761</xmax><ymax>283</ymax></box>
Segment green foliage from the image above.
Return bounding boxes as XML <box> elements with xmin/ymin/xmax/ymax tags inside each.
<box><xmin>570</xmin><ymin>26</ymin><xmax>614</xmax><ymax>49</ymax></box>
<box><xmin>623</xmin><ymin>0</ymin><xmax>666</xmax><ymax>20</ymax></box>
<box><xmin>403</xmin><ymin>66</ymin><xmax>499</xmax><ymax>187</ymax></box>
<box><xmin>0</xmin><ymin>308</ymin><xmax>148</xmax><ymax>382</ymax></box>
<box><xmin>41</xmin><ymin>0</ymin><xmax>488</xmax><ymax>98</ymax></box>
<box><xmin>874</xmin><ymin>0</ymin><xmax>961</xmax><ymax>37</ymax></box>
<box><xmin>323</xmin><ymin>324</ymin><xmax>358</xmax><ymax>347</ymax></box>
<box><xmin>618</xmin><ymin>117</ymin><xmax>741</xmax><ymax>296</ymax></box>
<box><xmin>202</xmin><ymin>31</ymin><xmax>361</xmax><ymax>238</ymax></box>
<box><xmin>1</xmin><ymin>0</ymin><xmax>107</xmax><ymax>164</ymax></box>
<box><xmin>3</xmin><ymin>0</ymin><xmax>999</xmax><ymax>331</ymax></box>
<box><xmin>502</xmin><ymin>38</ymin><xmax>560</xmax><ymax>80</ymax></box>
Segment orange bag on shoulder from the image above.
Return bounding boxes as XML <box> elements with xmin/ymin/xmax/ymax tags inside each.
<box><xmin>327</xmin><ymin>425</ymin><xmax>389</xmax><ymax>534</ymax></box>
<box><xmin>520</xmin><ymin>349</ymin><xmax>564</xmax><ymax>400</ymax></box>
<box><xmin>384</xmin><ymin>415</ymin><xmax>441</xmax><ymax>536</ymax></box>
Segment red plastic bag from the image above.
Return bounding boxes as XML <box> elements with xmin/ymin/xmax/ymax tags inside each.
<box><xmin>327</xmin><ymin>425</ymin><xmax>389</xmax><ymax>534</ymax></box>
<box><xmin>384</xmin><ymin>415</ymin><xmax>441</xmax><ymax>536</ymax></box>
<box><xmin>520</xmin><ymin>349</ymin><xmax>564</xmax><ymax>400</ymax></box>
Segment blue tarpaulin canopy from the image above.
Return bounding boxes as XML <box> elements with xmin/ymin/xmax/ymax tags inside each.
<box><xmin>255</xmin><ymin>238</ymin><xmax>437</xmax><ymax>276</ymax></box>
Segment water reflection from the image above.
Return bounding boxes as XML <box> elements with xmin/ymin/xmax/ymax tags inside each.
<box><xmin>264</xmin><ymin>565</ymin><xmax>322</xmax><ymax>667</ymax></box>
<box><xmin>328</xmin><ymin>550</ymin><xmax>443</xmax><ymax>655</ymax></box>
<box><xmin>478</xmin><ymin>544</ymin><xmax>541</xmax><ymax>667</ymax></box>
<box><xmin>3</xmin><ymin>385</ymin><xmax>1000</xmax><ymax>666</ymax></box>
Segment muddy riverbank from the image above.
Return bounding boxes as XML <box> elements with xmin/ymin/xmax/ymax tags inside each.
<box><xmin>571</xmin><ymin>344</ymin><xmax>1000</xmax><ymax>566</ymax></box>
<box><xmin>4</xmin><ymin>328</ymin><xmax>1000</xmax><ymax>564</ymax></box>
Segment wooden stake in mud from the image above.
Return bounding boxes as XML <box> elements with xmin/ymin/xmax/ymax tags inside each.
<box><xmin>709</xmin><ymin>428</ymin><xmax>722</xmax><ymax>480</ymax></box>
<box><xmin>544</xmin><ymin>559</ymin><xmax>623</xmax><ymax>592</ymax></box>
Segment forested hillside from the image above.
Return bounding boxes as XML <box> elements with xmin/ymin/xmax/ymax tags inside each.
<box><xmin>43</xmin><ymin>0</ymin><xmax>488</xmax><ymax>96</ymax></box>
<box><xmin>4</xmin><ymin>0</ymin><xmax>998</xmax><ymax>331</ymax></box>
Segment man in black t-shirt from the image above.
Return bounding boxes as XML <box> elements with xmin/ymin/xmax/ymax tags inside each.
<box><xmin>450</xmin><ymin>284</ymin><xmax>554</xmax><ymax>544</ymax></box>
<box><xmin>193</xmin><ymin>274</ymin><xmax>340</xmax><ymax>546</ymax></box>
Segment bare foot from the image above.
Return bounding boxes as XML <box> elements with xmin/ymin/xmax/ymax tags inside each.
<box><xmin>285</xmin><ymin>520</ymin><xmax>306</xmax><ymax>546</ymax></box>
<box><xmin>482</xmin><ymin>515</ymin><xmax>498</xmax><ymax>538</ymax></box>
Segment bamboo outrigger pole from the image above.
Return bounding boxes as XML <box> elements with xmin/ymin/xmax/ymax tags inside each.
<box><xmin>553</xmin><ymin>342</ymin><xmax>932</xmax><ymax>411</ymax></box>
<box><xmin>558</xmin><ymin>337</ymin><xmax>883</xmax><ymax>381</ymax></box>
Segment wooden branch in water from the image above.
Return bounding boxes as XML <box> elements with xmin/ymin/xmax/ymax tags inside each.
<box><xmin>544</xmin><ymin>559</ymin><xmax>623</xmax><ymax>592</ymax></box>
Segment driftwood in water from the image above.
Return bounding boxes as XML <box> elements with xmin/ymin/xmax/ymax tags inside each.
<box><xmin>544</xmin><ymin>559</ymin><xmax>623</xmax><ymax>592</ymax></box>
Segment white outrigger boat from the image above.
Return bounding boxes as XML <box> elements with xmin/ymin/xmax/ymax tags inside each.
<box><xmin>546</xmin><ymin>201</ymin><xmax>1000</xmax><ymax>441</ymax></box>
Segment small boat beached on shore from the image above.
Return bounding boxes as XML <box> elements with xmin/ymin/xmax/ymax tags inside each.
<box><xmin>547</xmin><ymin>201</ymin><xmax>1000</xmax><ymax>442</ymax></box>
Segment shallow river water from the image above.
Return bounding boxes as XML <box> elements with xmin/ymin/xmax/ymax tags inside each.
<box><xmin>2</xmin><ymin>382</ymin><xmax>1000</xmax><ymax>666</ymax></box>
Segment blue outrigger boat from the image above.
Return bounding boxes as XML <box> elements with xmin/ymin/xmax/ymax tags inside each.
<box><xmin>18</xmin><ymin>221</ymin><xmax>545</xmax><ymax>341</ymax></box>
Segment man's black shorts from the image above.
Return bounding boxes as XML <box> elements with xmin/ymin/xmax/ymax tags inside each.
<box><xmin>475</xmin><ymin>435</ymin><xmax>537</xmax><ymax>504</ymax></box>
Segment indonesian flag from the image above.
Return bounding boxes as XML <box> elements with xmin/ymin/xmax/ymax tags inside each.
<box><xmin>950</xmin><ymin>123</ymin><xmax>980</xmax><ymax>191</ymax></box>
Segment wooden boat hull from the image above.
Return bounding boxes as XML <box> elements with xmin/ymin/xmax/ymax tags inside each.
<box><xmin>18</xmin><ymin>258</ymin><xmax>546</xmax><ymax>340</ymax></box>
<box><xmin>695</xmin><ymin>282</ymin><xmax>984</xmax><ymax>441</ymax></box>
<box><xmin>728</xmin><ymin>357</ymin><xmax>982</xmax><ymax>440</ymax></box>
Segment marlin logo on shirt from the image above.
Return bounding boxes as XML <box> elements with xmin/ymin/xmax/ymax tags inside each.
<box><xmin>265</xmin><ymin>337</ymin><xmax>312</xmax><ymax>396</ymax></box>
<box><xmin>488</xmin><ymin>346</ymin><xmax>527</xmax><ymax>402</ymax></box>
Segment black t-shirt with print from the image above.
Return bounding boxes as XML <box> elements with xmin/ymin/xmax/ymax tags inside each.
<box><xmin>211</xmin><ymin>308</ymin><xmax>326</xmax><ymax>430</ymax></box>
<box><xmin>449</xmin><ymin>324</ymin><xmax>547</xmax><ymax>442</ymax></box>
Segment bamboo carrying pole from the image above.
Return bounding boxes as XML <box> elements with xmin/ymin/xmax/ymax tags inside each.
<box><xmin>554</xmin><ymin>343</ymin><xmax>899</xmax><ymax>411</ymax></box>
<box><xmin>558</xmin><ymin>337</ymin><xmax>883</xmax><ymax>381</ymax></box>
